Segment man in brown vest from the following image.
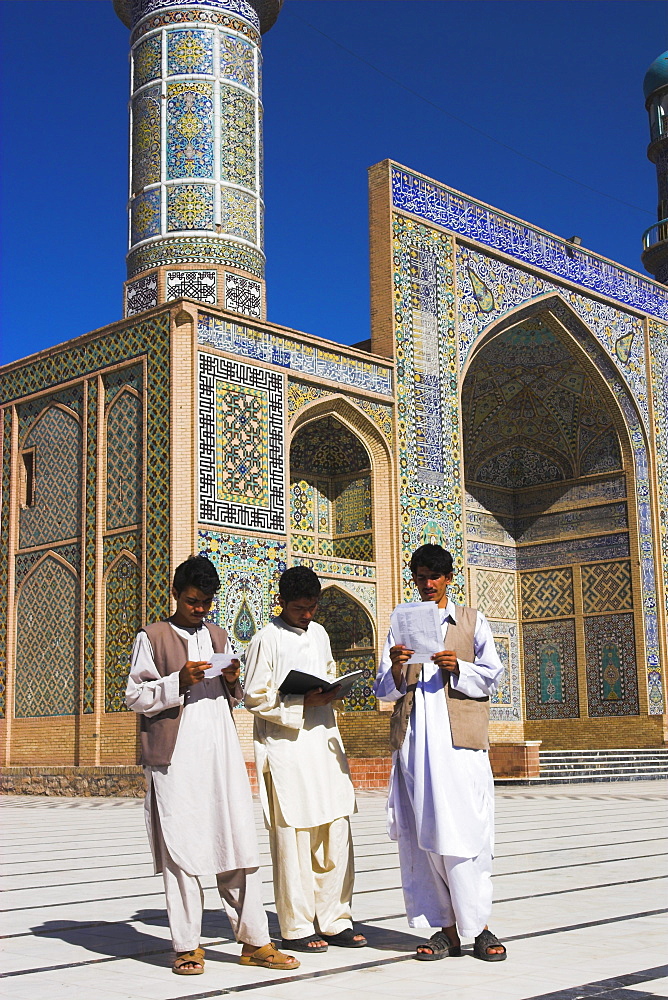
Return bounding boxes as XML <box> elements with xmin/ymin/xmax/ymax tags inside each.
<box><xmin>126</xmin><ymin>555</ymin><xmax>298</xmax><ymax>977</ymax></box>
<box><xmin>373</xmin><ymin>545</ymin><xmax>507</xmax><ymax>963</ymax></box>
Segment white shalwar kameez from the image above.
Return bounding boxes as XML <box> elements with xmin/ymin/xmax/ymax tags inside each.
<box><xmin>243</xmin><ymin>617</ymin><xmax>357</xmax><ymax>939</ymax></box>
<box><xmin>373</xmin><ymin>600</ymin><xmax>503</xmax><ymax>939</ymax></box>
<box><xmin>126</xmin><ymin>623</ymin><xmax>268</xmax><ymax>952</ymax></box>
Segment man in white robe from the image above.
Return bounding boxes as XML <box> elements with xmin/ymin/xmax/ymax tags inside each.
<box><xmin>243</xmin><ymin>566</ymin><xmax>366</xmax><ymax>953</ymax></box>
<box><xmin>126</xmin><ymin>555</ymin><xmax>299</xmax><ymax>976</ymax></box>
<box><xmin>373</xmin><ymin>544</ymin><xmax>507</xmax><ymax>962</ymax></box>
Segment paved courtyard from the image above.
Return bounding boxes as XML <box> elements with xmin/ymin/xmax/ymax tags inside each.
<box><xmin>1</xmin><ymin>781</ymin><xmax>666</xmax><ymax>1000</ymax></box>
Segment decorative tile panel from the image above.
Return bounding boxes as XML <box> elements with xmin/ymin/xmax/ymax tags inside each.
<box><xmin>474</xmin><ymin>569</ymin><xmax>516</xmax><ymax>620</ymax></box>
<box><xmin>336</xmin><ymin>653</ymin><xmax>377</xmax><ymax>712</ymax></box>
<box><xmin>220</xmin><ymin>32</ymin><xmax>255</xmax><ymax>89</ymax></box>
<box><xmin>105</xmin><ymin>391</ymin><xmax>142</xmax><ymax>530</ymax></box>
<box><xmin>166</xmin><ymin>269</ymin><xmax>217</xmax><ymax>303</ymax></box>
<box><xmin>221</xmin><ymin>84</ymin><xmax>256</xmax><ymax>190</ymax></box>
<box><xmin>488</xmin><ymin>621</ymin><xmax>520</xmax><ymax>721</ymax></box>
<box><xmin>649</xmin><ymin>321</ymin><xmax>668</xmax><ymax>637</ymax></box>
<box><xmin>133</xmin><ymin>33</ymin><xmax>161</xmax><ymax>89</ymax></box>
<box><xmin>166</xmin><ymin>81</ymin><xmax>214</xmax><ymax>180</ymax></box>
<box><xmin>0</xmin><ymin>412</ymin><xmax>9</xmax><ymax>716</ymax></box>
<box><xmin>131</xmin><ymin>6</ymin><xmax>260</xmax><ymax>46</ymax></box>
<box><xmin>166</xmin><ymin>28</ymin><xmax>214</xmax><ymax>75</ymax></box>
<box><xmin>167</xmin><ymin>183</ymin><xmax>215</xmax><ymax>231</ymax></box>
<box><xmin>105</xmin><ymin>556</ymin><xmax>141</xmax><ymax>712</ymax></box>
<box><xmin>335</xmin><ymin>476</ymin><xmax>372</xmax><ymax>534</ymax></box>
<box><xmin>582</xmin><ymin>560</ymin><xmax>633</xmax><ymax>615</ymax></box>
<box><xmin>198</xmin><ymin>314</ymin><xmax>393</xmax><ymax>395</ymax></box>
<box><xmin>197</xmin><ymin>530</ymin><xmax>286</xmax><ymax>658</ymax></box>
<box><xmin>521</xmin><ymin>568</ymin><xmax>574</xmax><ymax>620</ymax></box>
<box><xmin>220</xmin><ymin>187</ymin><xmax>256</xmax><ymax>242</ymax></box>
<box><xmin>131</xmin><ymin>189</ymin><xmax>161</xmax><ymax>245</ymax></box>
<box><xmin>15</xmin><ymin>557</ymin><xmax>79</xmax><ymax>717</ymax></box>
<box><xmin>126</xmin><ymin>272</ymin><xmax>158</xmax><ymax>316</ymax></box>
<box><xmin>20</xmin><ymin>406</ymin><xmax>82</xmax><ymax>549</ymax></box>
<box><xmin>198</xmin><ymin>352</ymin><xmax>284</xmax><ymax>532</ymax></box>
<box><xmin>584</xmin><ymin>613</ymin><xmax>639</xmax><ymax>717</ymax></box>
<box><xmin>393</xmin><ymin>166</ymin><xmax>668</xmax><ymax>319</ymax></box>
<box><xmin>225</xmin><ymin>272</ymin><xmax>262</xmax><ymax>318</ymax></box>
<box><xmin>131</xmin><ymin>85</ymin><xmax>161</xmax><ymax>193</ymax></box>
<box><xmin>129</xmin><ymin>237</ymin><xmax>264</xmax><ymax>278</ymax></box>
<box><xmin>292</xmin><ymin>556</ymin><xmax>376</xmax><ymax>580</ymax></box>
<box><xmin>522</xmin><ymin>619</ymin><xmax>579</xmax><ymax>720</ymax></box>
<box><xmin>290</xmin><ymin>479</ymin><xmax>315</xmax><ymax>532</ymax></box>
<box><xmin>132</xmin><ymin>0</ymin><xmax>261</xmax><ymax>35</ymax></box>
<box><xmin>514</xmin><ymin>503</ymin><xmax>628</xmax><ymax>543</ymax></box>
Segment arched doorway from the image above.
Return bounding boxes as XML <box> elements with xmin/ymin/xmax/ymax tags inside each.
<box><xmin>462</xmin><ymin>314</ymin><xmax>643</xmax><ymax>744</ymax></box>
<box><xmin>315</xmin><ymin>586</ymin><xmax>376</xmax><ymax>711</ymax></box>
<box><xmin>289</xmin><ymin>415</ymin><xmax>373</xmax><ymax>563</ymax></box>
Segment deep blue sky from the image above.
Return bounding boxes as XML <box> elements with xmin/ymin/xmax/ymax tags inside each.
<box><xmin>1</xmin><ymin>1</ymin><xmax>666</xmax><ymax>366</ymax></box>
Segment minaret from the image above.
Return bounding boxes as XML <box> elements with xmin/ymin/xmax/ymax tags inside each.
<box><xmin>641</xmin><ymin>50</ymin><xmax>668</xmax><ymax>285</ymax></box>
<box><xmin>113</xmin><ymin>0</ymin><xmax>282</xmax><ymax>319</ymax></box>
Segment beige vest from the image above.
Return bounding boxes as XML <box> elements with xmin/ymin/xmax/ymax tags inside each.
<box><xmin>389</xmin><ymin>605</ymin><xmax>490</xmax><ymax>752</ymax></box>
<box><xmin>139</xmin><ymin>620</ymin><xmax>229</xmax><ymax>766</ymax></box>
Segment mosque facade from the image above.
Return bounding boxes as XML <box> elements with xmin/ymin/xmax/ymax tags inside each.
<box><xmin>0</xmin><ymin>0</ymin><xmax>666</xmax><ymax>789</ymax></box>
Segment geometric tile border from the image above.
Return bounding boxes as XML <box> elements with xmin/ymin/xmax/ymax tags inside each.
<box><xmin>198</xmin><ymin>352</ymin><xmax>285</xmax><ymax>533</ymax></box>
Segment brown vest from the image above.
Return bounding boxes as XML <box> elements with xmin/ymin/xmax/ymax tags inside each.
<box><xmin>138</xmin><ymin>620</ymin><xmax>229</xmax><ymax>767</ymax></box>
<box><xmin>389</xmin><ymin>605</ymin><xmax>490</xmax><ymax>752</ymax></box>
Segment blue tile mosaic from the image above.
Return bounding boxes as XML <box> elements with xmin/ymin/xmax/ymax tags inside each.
<box><xmin>393</xmin><ymin>166</ymin><xmax>668</xmax><ymax>321</ymax></box>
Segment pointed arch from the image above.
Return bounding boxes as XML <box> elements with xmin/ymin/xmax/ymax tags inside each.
<box><xmin>19</xmin><ymin>404</ymin><xmax>82</xmax><ymax>548</ymax></box>
<box><xmin>15</xmin><ymin>553</ymin><xmax>80</xmax><ymax>718</ymax></box>
<box><xmin>105</xmin><ymin>386</ymin><xmax>142</xmax><ymax>531</ymax></box>
<box><xmin>316</xmin><ymin>585</ymin><xmax>377</xmax><ymax>711</ymax></box>
<box><xmin>103</xmin><ymin>550</ymin><xmax>141</xmax><ymax>713</ymax></box>
<box><xmin>462</xmin><ymin>297</ymin><xmax>657</xmax><ymax>728</ymax></box>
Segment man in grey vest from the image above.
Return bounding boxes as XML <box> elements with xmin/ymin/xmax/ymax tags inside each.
<box><xmin>373</xmin><ymin>545</ymin><xmax>507</xmax><ymax>963</ymax></box>
<box><xmin>126</xmin><ymin>555</ymin><xmax>298</xmax><ymax>977</ymax></box>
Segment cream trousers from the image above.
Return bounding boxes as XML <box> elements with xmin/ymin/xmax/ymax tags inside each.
<box><xmin>267</xmin><ymin>776</ymin><xmax>354</xmax><ymax>940</ymax></box>
<box><xmin>154</xmin><ymin>808</ymin><xmax>269</xmax><ymax>953</ymax></box>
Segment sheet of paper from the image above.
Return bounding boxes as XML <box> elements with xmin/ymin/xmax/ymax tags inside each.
<box><xmin>390</xmin><ymin>602</ymin><xmax>443</xmax><ymax>664</ymax></box>
<box><xmin>203</xmin><ymin>652</ymin><xmax>238</xmax><ymax>678</ymax></box>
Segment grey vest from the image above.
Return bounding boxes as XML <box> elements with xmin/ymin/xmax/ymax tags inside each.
<box><xmin>139</xmin><ymin>620</ymin><xmax>229</xmax><ymax>766</ymax></box>
<box><xmin>389</xmin><ymin>605</ymin><xmax>490</xmax><ymax>752</ymax></box>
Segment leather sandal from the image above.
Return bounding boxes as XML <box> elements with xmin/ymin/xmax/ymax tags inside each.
<box><xmin>281</xmin><ymin>934</ymin><xmax>328</xmax><ymax>952</ymax></box>
<box><xmin>240</xmin><ymin>942</ymin><xmax>300</xmax><ymax>969</ymax></box>
<box><xmin>172</xmin><ymin>947</ymin><xmax>205</xmax><ymax>975</ymax></box>
<box><xmin>321</xmin><ymin>928</ymin><xmax>367</xmax><ymax>947</ymax></box>
<box><xmin>473</xmin><ymin>928</ymin><xmax>506</xmax><ymax>961</ymax></box>
<box><xmin>415</xmin><ymin>930</ymin><xmax>462</xmax><ymax>961</ymax></box>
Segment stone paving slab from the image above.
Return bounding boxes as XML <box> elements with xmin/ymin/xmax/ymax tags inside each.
<box><xmin>0</xmin><ymin>781</ymin><xmax>666</xmax><ymax>1000</ymax></box>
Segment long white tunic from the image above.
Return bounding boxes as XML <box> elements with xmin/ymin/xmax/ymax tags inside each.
<box><xmin>126</xmin><ymin>623</ymin><xmax>259</xmax><ymax>876</ymax></box>
<box><xmin>243</xmin><ymin>617</ymin><xmax>356</xmax><ymax>829</ymax></box>
<box><xmin>373</xmin><ymin>600</ymin><xmax>503</xmax><ymax>860</ymax></box>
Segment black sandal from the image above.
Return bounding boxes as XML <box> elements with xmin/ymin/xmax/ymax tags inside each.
<box><xmin>280</xmin><ymin>934</ymin><xmax>328</xmax><ymax>952</ymax></box>
<box><xmin>321</xmin><ymin>928</ymin><xmax>367</xmax><ymax>948</ymax></box>
<box><xmin>473</xmin><ymin>928</ymin><xmax>506</xmax><ymax>962</ymax></box>
<box><xmin>415</xmin><ymin>930</ymin><xmax>462</xmax><ymax>961</ymax></box>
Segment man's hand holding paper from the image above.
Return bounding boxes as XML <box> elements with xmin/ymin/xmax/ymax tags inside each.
<box><xmin>389</xmin><ymin>602</ymin><xmax>444</xmax><ymax>664</ymax></box>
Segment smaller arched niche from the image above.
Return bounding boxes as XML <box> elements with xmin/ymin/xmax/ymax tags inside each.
<box><xmin>104</xmin><ymin>554</ymin><xmax>141</xmax><ymax>713</ymax></box>
<box><xmin>315</xmin><ymin>586</ymin><xmax>376</xmax><ymax>711</ymax></box>
<box><xmin>290</xmin><ymin>416</ymin><xmax>373</xmax><ymax>562</ymax></box>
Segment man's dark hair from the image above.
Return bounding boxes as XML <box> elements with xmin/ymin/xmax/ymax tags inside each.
<box><xmin>279</xmin><ymin>566</ymin><xmax>321</xmax><ymax>602</ymax></box>
<box><xmin>410</xmin><ymin>544</ymin><xmax>454</xmax><ymax>577</ymax></box>
<box><xmin>172</xmin><ymin>555</ymin><xmax>220</xmax><ymax>596</ymax></box>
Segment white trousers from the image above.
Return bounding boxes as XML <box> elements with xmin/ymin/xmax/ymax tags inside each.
<box><xmin>396</xmin><ymin>780</ymin><xmax>493</xmax><ymax>939</ymax></box>
<box><xmin>267</xmin><ymin>777</ymin><xmax>354</xmax><ymax>940</ymax></box>
<box><xmin>154</xmin><ymin>808</ymin><xmax>269</xmax><ymax>953</ymax></box>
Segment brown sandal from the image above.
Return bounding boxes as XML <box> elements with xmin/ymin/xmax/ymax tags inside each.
<box><xmin>173</xmin><ymin>947</ymin><xmax>205</xmax><ymax>975</ymax></box>
<box><xmin>240</xmin><ymin>942</ymin><xmax>300</xmax><ymax>970</ymax></box>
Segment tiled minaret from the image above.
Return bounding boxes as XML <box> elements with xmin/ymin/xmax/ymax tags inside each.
<box><xmin>113</xmin><ymin>0</ymin><xmax>282</xmax><ymax>319</ymax></box>
<box><xmin>642</xmin><ymin>50</ymin><xmax>668</xmax><ymax>285</ymax></box>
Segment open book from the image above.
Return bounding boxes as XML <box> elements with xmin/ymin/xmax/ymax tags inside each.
<box><xmin>279</xmin><ymin>669</ymin><xmax>364</xmax><ymax>699</ymax></box>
